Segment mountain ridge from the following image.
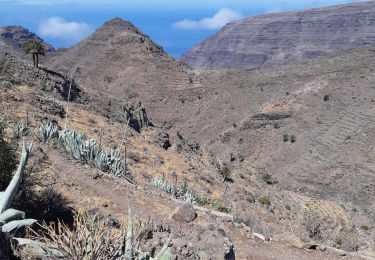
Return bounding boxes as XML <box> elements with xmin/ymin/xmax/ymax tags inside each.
<box><xmin>180</xmin><ymin>0</ymin><xmax>375</xmax><ymax>70</ymax></box>
<box><xmin>0</xmin><ymin>25</ymin><xmax>54</xmax><ymax>58</ymax></box>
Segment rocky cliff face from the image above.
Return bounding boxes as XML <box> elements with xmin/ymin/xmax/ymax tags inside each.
<box><xmin>180</xmin><ymin>0</ymin><xmax>375</xmax><ymax>70</ymax></box>
<box><xmin>0</xmin><ymin>26</ymin><xmax>54</xmax><ymax>58</ymax></box>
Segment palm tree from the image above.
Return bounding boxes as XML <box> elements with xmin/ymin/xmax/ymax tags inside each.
<box><xmin>23</xmin><ymin>39</ymin><xmax>45</xmax><ymax>68</ymax></box>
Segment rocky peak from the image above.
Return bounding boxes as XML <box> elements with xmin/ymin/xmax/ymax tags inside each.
<box><xmin>101</xmin><ymin>17</ymin><xmax>141</xmax><ymax>34</ymax></box>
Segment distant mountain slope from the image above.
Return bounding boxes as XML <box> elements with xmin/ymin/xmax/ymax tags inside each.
<box><xmin>46</xmin><ymin>18</ymin><xmax>201</xmax><ymax>124</ymax></box>
<box><xmin>0</xmin><ymin>26</ymin><xmax>54</xmax><ymax>58</ymax></box>
<box><xmin>180</xmin><ymin>0</ymin><xmax>375</xmax><ymax>70</ymax></box>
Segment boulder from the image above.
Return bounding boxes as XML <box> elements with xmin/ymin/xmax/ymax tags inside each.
<box><xmin>172</xmin><ymin>204</ymin><xmax>197</xmax><ymax>223</ymax></box>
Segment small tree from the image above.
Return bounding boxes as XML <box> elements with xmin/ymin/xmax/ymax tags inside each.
<box><xmin>23</xmin><ymin>40</ymin><xmax>45</xmax><ymax>68</ymax></box>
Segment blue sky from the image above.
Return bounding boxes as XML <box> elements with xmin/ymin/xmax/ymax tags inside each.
<box><xmin>0</xmin><ymin>0</ymin><xmax>366</xmax><ymax>57</ymax></box>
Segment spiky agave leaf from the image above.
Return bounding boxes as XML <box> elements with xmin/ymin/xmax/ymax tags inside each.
<box><xmin>0</xmin><ymin>141</ymin><xmax>32</xmax><ymax>213</ymax></box>
<box><xmin>1</xmin><ymin>218</ymin><xmax>37</xmax><ymax>233</ymax></box>
<box><xmin>37</xmin><ymin>121</ymin><xmax>59</xmax><ymax>142</ymax></box>
<box><xmin>38</xmin><ymin>122</ymin><xmax>132</xmax><ymax>180</ymax></box>
<box><xmin>155</xmin><ymin>232</ymin><xmax>173</xmax><ymax>260</ymax></box>
<box><xmin>0</xmin><ymin>209</ymin><xmax>25</xmax><ymax>224</ymax></box>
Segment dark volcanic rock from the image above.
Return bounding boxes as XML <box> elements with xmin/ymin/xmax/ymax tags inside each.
<box><xmin>152</xmin><ymin>131</ymin><xmax>172</xmax><ymax>150</ymax></box>
<box><xmin>0</xmin><ymin>52</ymin><xmax>81</xmax><ymax>101</ymax></box>
<box><xmin>181</xmin><ymin>1</ymin><xmax>375</xmax><ymax>70</ymax></box>
<box><xmin>99</xmin><ymin>98</ymin><xmax>151</xmax><ymax>132</ymax></box>
<box><xmin>124</xmin><ymin>100</ymin><xmax>150</xmax><ymax>132</ymax></box>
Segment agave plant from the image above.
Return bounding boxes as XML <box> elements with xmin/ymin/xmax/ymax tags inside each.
<box><xmin>37</xmin><ymin>121</ymin><xmax>59</xmax><ymax>143</ymax></box>
<box><xmin>14</xmin><ymin>122</ymin><xmax>28</xmax><ymax>139</ymax></box>
<box><xmin>19</xmin><ymin>207</ymin><xmax>173</xmax><ymax>260</ymax></box>
<box><xmin>152</xmin><ymin>177</ymin><xmax>197</xmax><ymax>205</ymax></box>
<box><xmin>37</xmin><ymin>121</ymin><xmax>132</xmax><ymax>181</ymax></box>
<box><xmin>0</xmin><ymin>141</ymin><xmax>36</xmax><ymax>234</ymax></box>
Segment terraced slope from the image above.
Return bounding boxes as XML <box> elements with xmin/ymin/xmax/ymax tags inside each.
<box><xmin>46</xmin><ymin>18</ymin><xmax>202</xmax><ymax>124</ymax></box>
<box><xmin>180</xmin><ymin>0</ymin><xmax>375</xmax><ymax>70</ymax></box>
<box><xmin>194</xmin><ymin>46</ymin><xmax>375</xmax><ymax>231</ymax></box>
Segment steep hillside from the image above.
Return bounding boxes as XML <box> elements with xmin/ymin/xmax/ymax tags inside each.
<box><xmin>0</xmin><ymin>25</ymin><xmax>54</xmax><ymax>58</ymax></box>
<box><xmin>46</xmin><ymin>18</ymin><xmax>202</xmax><ymax>125</ymax></box>
<box><xmin>179</xmin><ymin>45</ymin><xmax>375</xmax><ymax>255</ymax></box>
<box><xmin>2</xmin><ymin>44</ymin><xmax>375</xmax><ymax>259</ymax></box>
<box><xmin>180</xmin><ymin>0</ymin><xmax>375</xmax><ymax>70</ymax></box>
<box><xmin>3</xmin><ymin>13</ymin><xmax>375</xmax><ymax>258</ymax></box>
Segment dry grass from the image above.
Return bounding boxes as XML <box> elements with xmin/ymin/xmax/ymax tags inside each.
<box><xmin>23</xmin><ymin>212</ymin><xmax>126</xmax><ymax>259</ymax></box>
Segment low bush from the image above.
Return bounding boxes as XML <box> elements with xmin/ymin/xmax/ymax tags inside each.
<box><xmin>219</xmin><ymin>165</ymin><xmax>232</xmax><ymax>181</ymax></box>
<box><xmin>257</xmin><ymin>194</ymin><xmax>270</xmax><ymax>206</ymax></box>
<box><xmin>360</xmin><ymin>224</ymin><xmax>369</xmax><ymax>231</ymax></box>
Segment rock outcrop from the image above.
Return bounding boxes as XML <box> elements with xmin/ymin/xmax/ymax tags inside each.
<box><xmin>0</xmin><ymin>52</ymin><xmax>81</xmax><ymax>101</ymax></box>
<box><xmin>181</xmin><ymin>1</ymin><xmax>375</xmax><ymax>69</ymax></box>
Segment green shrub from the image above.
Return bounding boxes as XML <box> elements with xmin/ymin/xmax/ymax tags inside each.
<box><xmin>196</xmin><ymin>196</ymin><xmax>211</xmax><ymax>206</ymax></box>
<box><xmin>196</xmin><ymin>196</ymin><xmax>230</xmax><ymax>213</ymax></box>
<box><xmin>290</xmin><ymin>135</ymin><xmax>296</xmax><ymax>143</ymax></box>
<box><xmin>210</xmin><ymin>200</ymin><xmax>231</xmax><ymax>213</ymax></box>
<box><xmin>219</xmin><ymin>165</ymin><xmax>231</xmax><ymax>181</ymax></box>
<box><xmin>360</xmin><ymin>224</ymin><xmax>369</xmax><ymax>231</ymax></box>
<box><xmin>283</xmin><ymin>134</ymin><xmax>289</xmax><ymax>142</ymax></box>
<box><xmin>273</xmin><ymin>121</ymin><xmax>280</xmax><ymax>129</ymax></box>
<box><xmin>257</xmin><ymin>194</ymin><xmax>270</xmax><ymax>205</ymax></box>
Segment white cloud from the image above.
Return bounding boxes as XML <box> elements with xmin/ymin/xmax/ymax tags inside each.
<box><xmin>173</xmin><ymin>8</ymin><xmax>244</xmax><ymax>30</ymax></box>
<box><xmin>39</xmin><ymin>17</ymin><xmax>92</xmax><ymax>41</ymax></box>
